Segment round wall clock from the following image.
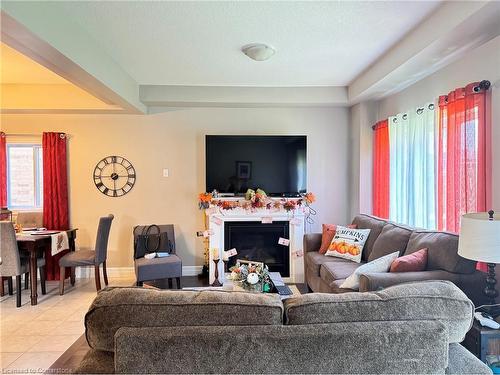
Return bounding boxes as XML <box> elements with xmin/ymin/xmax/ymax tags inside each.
<box><xmin>93</xmin><ymin>156</ymin><xmax>136</xmax><ymax>197</ymax></box>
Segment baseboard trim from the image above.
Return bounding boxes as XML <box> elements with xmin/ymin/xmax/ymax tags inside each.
<box><xmin>76</xmin><ymin>265</ymin><xmax>203</xmax><ymax>278</ymax></box>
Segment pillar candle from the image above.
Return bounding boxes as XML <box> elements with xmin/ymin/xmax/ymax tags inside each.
<box><xmin>212</xmin><ymin>248</ymin><xmax>220</xmax><ymax>260</ymax></box>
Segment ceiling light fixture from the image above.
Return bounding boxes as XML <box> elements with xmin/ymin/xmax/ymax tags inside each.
<box><xmin>241</xmin><ymin>43</ymin><xmax>275</xmax><ymax>61</ymax></box>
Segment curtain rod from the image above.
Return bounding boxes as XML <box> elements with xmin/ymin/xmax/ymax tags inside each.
<box><xmin>372</xmin><ymin>79</ymin><xmax>490</xmax><ymax>131</ymax></box>
<box><xmin>2</xmin><ymin>133</ymin><xmax>41</xmax><ymax>137</ymax></box>
<box><xmin>1</xmin><ymin>132</ymin><xmax>68</xmax><ymax>138</ymax></box>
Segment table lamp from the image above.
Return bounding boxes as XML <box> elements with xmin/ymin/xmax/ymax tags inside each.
<box><xmin>458</xmin><ymin>210</ymin><xmax>500</xmax><ymax>315</ymax></box>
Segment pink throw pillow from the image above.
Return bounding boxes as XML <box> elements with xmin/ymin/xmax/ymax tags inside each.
<box><xmin>390</xmin><ymin>248</ymin><xmax>428</xmax><ymax>272</ymax></box>
<box><xmin>319</xmin><ymin>224</ymin><xmax>357</xmax><ymax>254</ymax></box>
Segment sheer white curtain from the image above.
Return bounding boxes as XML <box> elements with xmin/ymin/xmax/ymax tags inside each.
<box><xmin>389</xmin><ymin>104</ymin><xmax>436</xmax><ymax>229</ymax></box>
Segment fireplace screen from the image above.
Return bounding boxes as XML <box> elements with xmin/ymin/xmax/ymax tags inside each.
<box><xmin>224</xmin><ymin>221</ymin><xmax>290</xmax><ymax>277</ymax></box>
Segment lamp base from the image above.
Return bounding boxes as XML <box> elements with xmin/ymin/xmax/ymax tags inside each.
<box><xmin>485</xmin><ymin>263</ymin><xmax>499</xmax><ymax>302</ymax></box>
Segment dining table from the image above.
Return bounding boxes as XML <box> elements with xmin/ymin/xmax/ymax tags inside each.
<box><xmin>16</xmin><ymin>229</ymin><xmax>78</xmax><ymax>305</ymax></box>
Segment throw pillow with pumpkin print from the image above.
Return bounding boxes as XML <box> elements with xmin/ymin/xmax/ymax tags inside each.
<box><xmin>325</xmin><ymin>226</ymin><xmax>371</xmax><ymax>263</ymax></box>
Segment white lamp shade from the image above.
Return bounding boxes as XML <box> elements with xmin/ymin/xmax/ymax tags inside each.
<box><xmin>458</xmin><ymin>212</ymin><xmax>500</xmax><ymax>263</ymax></box>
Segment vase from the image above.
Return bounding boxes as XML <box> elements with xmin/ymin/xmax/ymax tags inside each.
<box><xmin>233</xmin><ymin>280</ymin><xmax>262</xmax><ymax>293</ymax></box>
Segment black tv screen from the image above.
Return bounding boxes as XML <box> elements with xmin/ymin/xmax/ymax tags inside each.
<box><xmin>206</xmin><ymin>135</ymin><xmax>307</xmax><ymax>196</ymax></box>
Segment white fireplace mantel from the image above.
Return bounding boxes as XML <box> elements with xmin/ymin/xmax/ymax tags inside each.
<box><xmin>207</xmin><ymin>208</ymin><xmax>305</xmax><ymax>285</ymax></box>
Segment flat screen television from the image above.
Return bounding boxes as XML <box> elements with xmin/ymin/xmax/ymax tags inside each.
<box><xmin>206</xmin><ymin>135</ymin><xmax>307</xmax><ymax>197</ymax></box>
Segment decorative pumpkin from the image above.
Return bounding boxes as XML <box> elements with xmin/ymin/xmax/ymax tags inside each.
<box><xmin>246</xmin><ymin>272</ymin><xmax>259</xmax><ymax>285</ymax></box>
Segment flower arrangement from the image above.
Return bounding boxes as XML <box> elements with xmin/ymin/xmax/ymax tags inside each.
<box><xmin>198</xmin><ymin>192</ymin><xmax>213</xmax><ymax>209</ymax></box>
<box><xmin>228</xmin><ymin>262</ymin><xmax>271</xmax><ymax>292</ymax></box>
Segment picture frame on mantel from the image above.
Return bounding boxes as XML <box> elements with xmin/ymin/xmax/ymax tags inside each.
<box><xmin>236</xmin><ymin>161</ymin><xmax>252</xmax><ymax>179</ymax></box>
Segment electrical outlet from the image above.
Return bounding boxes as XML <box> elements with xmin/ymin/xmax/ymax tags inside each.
<box><xmin>163</xmin><ymin>168</ymin><xmax>169</xmax><ymax>177</ymax></box>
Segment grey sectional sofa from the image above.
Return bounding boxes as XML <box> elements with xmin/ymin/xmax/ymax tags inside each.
<box><xmin>304</xmin><ymin>214</ymin><xmax>488</xmax><ymax>305</ymax></box>
<box><xmin>75</xmin><ymin>281</ymin><xmax>490</xmax><ymax>374</ymax></box>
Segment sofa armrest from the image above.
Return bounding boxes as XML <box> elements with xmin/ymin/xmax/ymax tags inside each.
<box><xmin>446</xmin><ymin>343</ymin><xmax>492</xmax><ymax>374</ymax></box>
<box><xmin>303</xmin><ymin>233</ymin><xmax>322</xmax><ymax>253</ymax></box>
<box><xmin>359</xmin><ymin>270</ymin><xmax>461</xmax><ymax>292</ymax></box>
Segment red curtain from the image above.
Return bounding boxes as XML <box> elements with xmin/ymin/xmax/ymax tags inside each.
<box><xmin>0</xmin><ymin>132</ymin><xmax>6</xmax><ymax>208</ymax></box>
<box><xmin>437</xmin><ymin>82</ymin><xmax>491</xmax><ymax>234</ymax></box>
<box><xmin>372</xmin><ymin>119</ymin><xmax>390</xmax><ymax>218</ymax></box>
<box><xmin>42</xmin><ymin>132</ymin><xmax>70</xmax><ymax>280</ymax></box>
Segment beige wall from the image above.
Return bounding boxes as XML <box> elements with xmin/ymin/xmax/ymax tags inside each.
<box><xmin>360</xmin><ymin>36</ymin><xmax>500</xmax><ymax>213</ymax></box>
<box><xmin>1</xmin><ymin>107</ymin><xmax>350</xmax><ymax>268</ymax></box>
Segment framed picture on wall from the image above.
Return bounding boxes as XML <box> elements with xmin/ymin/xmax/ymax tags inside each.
<box><xmin>236</xmin><ymin>161</ymin><xmax>252</xmax><ymax>179</ymax></box>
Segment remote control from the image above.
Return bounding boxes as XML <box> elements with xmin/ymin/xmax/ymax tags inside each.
<box><xmin>474</xmin><ymin>312</ymin><xmax>500</xmax><ymax>329</ymax></box>
<box><xmin>275</xmin><ymin>285</ymin><xmax>293</xmax><ymax>296</ymax></box>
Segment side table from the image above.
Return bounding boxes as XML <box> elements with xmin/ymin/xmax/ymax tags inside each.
<box><xmin>463</xmin><ymin>320</ymin><xmax>500</xmax><ymax>371</ymax></box>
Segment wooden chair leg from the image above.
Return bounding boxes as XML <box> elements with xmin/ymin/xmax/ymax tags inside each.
<box><xmin>94</xmin><ymin>265</ymin><xmax>101</xmax><ymax>292</ymax></box>
<box><xmin>24</xmin><ymin>272</ymin><xmax>29</xmax><ymax>290</ymax></box>
<box><xmin>176</xmin><ymin>277</ymin><xmax>181</xmax><ymax>289</ymax></box>
<box><xmin>70</xmin><ymin>267</ymin><xmax>76</xmax><ymax>286</ymax></box>
<box><xmin>0</xmin><ymin>277</ymin><xmax>4</xmax><ymax>297</ymax></box>
<box><xmin>40</xmin><ymin>267</ymin><xmax>46</xmax><ymax>295</ymax></box>
<box><xmin>168</xmin><ymin>278</ymin><xmax>173</xmax><ymax>289</ymax></box>
<box><xmin>16</xmin><ymin>275</ymin><xmax>21</xmax><ymax>308</ymax></box>
<box><xmin>59</xmin><ymin>267</ymin><xmax>66</xmax><ymax>296</ymax></box>
<box><xmin>7</xmin><ymin>277</ymin><xmax>13</xmax><ymax>295</ymax></box>
<box><xmin>102</xmin><ymin>261</ymin><xmax>109</xmax><ymax>286</ymax></box>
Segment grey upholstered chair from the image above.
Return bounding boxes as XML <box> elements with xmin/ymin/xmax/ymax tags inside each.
<box><xmin>58</xmin><ymin>214</ymin><xmax>114</xmax><ymax>295</ymax></box>
<box><xmin>0</xmin><ymin>221</ymin><xmax>46</xmax><ymax>307</ymax></box>
<box><xmin>133</xmin><ymin>224</ymin><xmax>182</xmax><ymax>288</ymax></box>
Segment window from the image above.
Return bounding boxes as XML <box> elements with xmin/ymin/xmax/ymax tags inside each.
<box><xmin>372</xmin><ymin>81</ymin><xmax>491</xmax><ymax>233</ymax></box>
<box><xmin>7</xmin><ymin>144</ymin><xmax>43</xmax><ymax>209</ymax></box>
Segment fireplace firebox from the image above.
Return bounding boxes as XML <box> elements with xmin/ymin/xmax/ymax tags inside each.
<box><xmin>224</xmin><ymin>221</ymin><xmax>290</xmax><ymax>277</ymax></box>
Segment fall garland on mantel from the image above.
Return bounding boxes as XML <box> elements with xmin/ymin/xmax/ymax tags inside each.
<box><xmin>198</xmin><ymin>189</ymin><xmax>316</xmax><ymax>216</ymax></box>
<box><xmin>197</xmin><ymin>189</ymin><xmax>316</xmax><ymax>274</ymax></box>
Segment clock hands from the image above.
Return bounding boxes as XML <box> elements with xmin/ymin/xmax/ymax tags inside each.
<box><xmin>94</xmin><ymin>156</ymin><xmax>136</xmax><ymax>197</ymax></box>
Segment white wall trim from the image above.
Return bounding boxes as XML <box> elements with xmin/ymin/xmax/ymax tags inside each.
<box><xmin>75</xmin><ymin>266</ymin><xmax>203</xmax><ymax>279</ymax></box>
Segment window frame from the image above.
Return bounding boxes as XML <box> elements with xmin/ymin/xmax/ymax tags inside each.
<box><xmin>6</xmin><ymin>143</ymin><xmax>43</xmax><ymax>211</ymax></box>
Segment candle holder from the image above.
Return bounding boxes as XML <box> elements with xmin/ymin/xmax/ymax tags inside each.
<box><xmin>211</xmin><ymin>258</ymin><xmax>222</xmax><ymax>287</ymax></box>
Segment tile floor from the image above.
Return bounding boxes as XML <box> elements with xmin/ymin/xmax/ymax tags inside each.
<box><xmin>0</xmin><ymin>274</ymin><xmax>135</xmax><ymax>372</ymax></box>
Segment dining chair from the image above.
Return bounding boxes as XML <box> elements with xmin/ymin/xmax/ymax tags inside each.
<box><xmin>58</xmin><ymin>214</ymin><xmax>114</xmax><ymax>295</ymax></box>
<box><xmin>0</xmin><ymin>221</ymin><xmax>47</xmax><ymax>307</ymax></box>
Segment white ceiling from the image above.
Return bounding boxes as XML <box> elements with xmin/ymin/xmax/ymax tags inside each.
<box><xmin>55</xmin><ymin>1</ymin><xmax>442</xmax><ymax>87</ymax></box>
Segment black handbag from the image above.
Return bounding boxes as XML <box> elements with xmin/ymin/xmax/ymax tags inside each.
<box><xmin>134</xmin><ymin>225</ymin><xmax>162</xmax><ymax>259</ymax></box>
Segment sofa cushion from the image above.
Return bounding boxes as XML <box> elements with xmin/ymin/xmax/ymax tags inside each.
<box><xmin>329</xmin><ymin>279</ymin><xmax>355</xmax><ymax>293</ymax></box>
<box><xmin>341</xmin><ymin>252</ymin><xmax>399</xmax><ymax>290</ymax></box>
<box><xmin>405</xmin><ymin>231</ymin><xmax>476</xmax><ymax>274</ymax></box>
<box><xmin>390</xmin><ymin>248</ymin><xmax>428</xmax><ymax>272</ymax></box>
<box><xmin>325</xmin><ymin>226</ymin><xmax>371</xmax><ymax>263</ymax></box>
<box><xmin>284</xmin><ymin>280</ymin><xmax>473</xmax><ymax>343</ymax></box>
<box><xmin>319</xmin><ymin>224</ymin><xmax>357</xmax><ymax>254</ymax></box>
<box><xmin>351</xmin><ymin>214</ymin><xmax>387</xmax><ymax>261</ymax></box>
<box><xmin>305</xmin><ymin>251</ymin><xmax>353</xmax><ymax>277</ymax></box>
<box><xmin>85</xmin><ymin>288</ymin><xmax>283</xmax><ymax>352</ymax></box>
<box><xmin>320</xmin><ymin>260</ymin><xmax>364</xmax><ymax>285</ymax></box>
<box><xmin>368</xmin><ymin>223</ymin><xmax>413</xmax><ymax>262</ymax></box>
<box><xmin>319</xmin><ymin>224</ymin><xmax>337</xmax><ymax>254</ymax></box>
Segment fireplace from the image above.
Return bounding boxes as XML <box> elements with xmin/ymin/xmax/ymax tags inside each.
<box><xmin>224</xmin><ymin>221</ymin><xmax>290</xmax><ymax>277</ymax></box>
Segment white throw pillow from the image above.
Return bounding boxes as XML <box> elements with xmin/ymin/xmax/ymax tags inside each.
<box><xmin>325</xmin><ymin>226</ymin><xmax>371</xmax><ymax>263</ymax></box>
<box><xmin>340</xmin><ymin>251</ymin><xmax>399</xmax><ymax>291</ymax></box>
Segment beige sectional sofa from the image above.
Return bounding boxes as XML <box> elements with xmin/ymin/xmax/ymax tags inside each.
<box><xmin>75</xmin><ymin>281</ymin><xmax>490</xmax><ymax>374</ymax></box>
<box><xmin>304</xmin><ymin>214</ymin><xmax>487</xmax><ymax>305</ymax></box>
